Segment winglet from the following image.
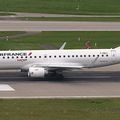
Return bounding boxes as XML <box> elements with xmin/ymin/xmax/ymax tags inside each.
<box><xmin>59</xmin><ymin>42</ymin><xmax>66</xmax><ymax>50</ymax></box>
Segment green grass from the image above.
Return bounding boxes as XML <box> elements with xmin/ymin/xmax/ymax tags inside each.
<box><xmin>0</xmin><ymin>31</ymin><xmax>120</xmax><ymax>50</ymax></box>
<box><xmin>0</xmin><ymin>31</ymin><xmax>26</xmax><ymax>37</ymax></box>
<box><xmin>22</xmin><ymin>17</ymin><xmax>120</xmax><ymax>21</ymax></box>
<box><xmin>0</xmin><ymin>0</ymin><xmax>120</xmax><ymax>15</ymax></box>
<box><xmin>0</xmin><ymin>12</ymin><xmax>15</xmax><ymax>16</ymax></box>
<box><xmin>0</xmin><ymin>98</ymin><xmax>120</xmax><ymax>120</ymax></box>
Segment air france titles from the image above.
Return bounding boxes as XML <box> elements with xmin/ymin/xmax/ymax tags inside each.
<box><xmin>0</xmin><ymin>52</ymin><xmax>28</xmax><ymax>62</ymax></box>
<box><xmin>0</xmin><ymin>52</ymin><xmax>27</xmax><ymax>56</ymax></box>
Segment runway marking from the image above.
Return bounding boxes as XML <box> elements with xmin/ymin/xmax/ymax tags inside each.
<box><xmin>0</xmin><ymin>84</ymin><xmax>15</xmax><ymax>91</ymax></box>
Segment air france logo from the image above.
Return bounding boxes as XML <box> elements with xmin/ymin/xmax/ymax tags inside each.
<box><xmin>28</xmin><ymin>52</ymin><xmax>32</xmax><ymax>56</ymax></box>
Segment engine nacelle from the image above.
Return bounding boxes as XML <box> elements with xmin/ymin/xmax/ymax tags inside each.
<box><xmin>28</xmin><ymin>67</ymin><xmax>48</xmax><ymax>78</ymax></box>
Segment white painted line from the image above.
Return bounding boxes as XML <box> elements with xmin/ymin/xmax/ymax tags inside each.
<box><xmin>0</xmin><ymin>84</ymin><xmax>15</xmax><ymax>91</ymax></box>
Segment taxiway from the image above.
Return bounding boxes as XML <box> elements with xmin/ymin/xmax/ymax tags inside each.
<box><xmin>0</xmin><ymin>21</ymin><xmax>120</xmax><ymax>31</ymax></box>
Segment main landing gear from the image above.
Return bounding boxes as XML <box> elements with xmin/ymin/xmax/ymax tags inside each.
<box><xmin>47</xmin><ymin>71</ymin><xmax>64</xmax><ymax>79</ymax></box>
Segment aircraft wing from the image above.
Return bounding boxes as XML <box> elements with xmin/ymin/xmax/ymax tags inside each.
<box><xmin>30</xmin><ymin>63</ymin><xmax>84</xmax><ymax>71</ymax></box>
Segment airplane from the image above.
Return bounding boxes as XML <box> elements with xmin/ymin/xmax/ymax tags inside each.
<box><xmin>0</xmin><ymin>43</ymin><xmax>119</xmax><ymax>78</ymax></box>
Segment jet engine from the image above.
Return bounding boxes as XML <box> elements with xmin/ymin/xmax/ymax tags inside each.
<box><xmin>28</xmin><ymin>67</ymin><xmax>48</xmax><ymax>78</ymax></box>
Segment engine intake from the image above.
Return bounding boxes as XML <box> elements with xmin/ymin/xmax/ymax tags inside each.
<box><xmin>28</xmin><ymin>67</ymin><xmax>48</xmax><ymax>78</ymax></box>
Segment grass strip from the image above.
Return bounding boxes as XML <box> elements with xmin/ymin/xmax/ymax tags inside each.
<box><xmin>0</xmin><ymin>98</ymin><xmax>120</xmax><ymax>120</ymax></box>
<box><xmin>0</xmin><ymin>0</ymin><xmax>120</xmax><ymax>15</ymax></box>
<box><xmin>0</xmin><ymin>31</ymin><xmax>120</xmax><ymax>50</ymax></box>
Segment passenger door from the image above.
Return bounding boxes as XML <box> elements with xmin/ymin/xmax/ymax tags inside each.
<box><xmin>111</xmin><ymin>50</ymin><xmax>116</xmax><ymax>62</ymax></box>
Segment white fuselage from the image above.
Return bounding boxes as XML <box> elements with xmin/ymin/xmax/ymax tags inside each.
<box><xmin>0</xmin><ymin>49</ymin><xmax>119</xmax><ymax>70</ymax></box>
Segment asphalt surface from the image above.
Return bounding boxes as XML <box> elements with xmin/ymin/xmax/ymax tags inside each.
<box><xmin>0</xmin><ymin>21</ymin><xmax>120</xmax><ymax>31</ymax></box>
<box><xmin>0</xmin><ymin>66</ymin><xmax>120</xmax><ymax>98</ymax></box>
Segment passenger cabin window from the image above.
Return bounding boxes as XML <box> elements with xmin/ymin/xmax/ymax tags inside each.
<box><xmin>106</xmin><ymin>55</ymin><xmax>108</xmax><ymax>57</ymax></box>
